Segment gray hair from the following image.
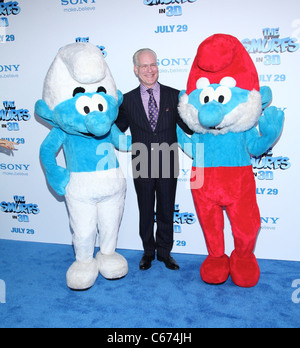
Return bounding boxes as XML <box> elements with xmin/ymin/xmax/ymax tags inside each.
<box><xmin>133</xmin><ymin>48</ymin><xmax>157</xmax><ymax>66</ymax></box>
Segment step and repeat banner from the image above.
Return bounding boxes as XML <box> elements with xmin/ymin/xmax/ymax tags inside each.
<box><xmin>1</xmin><ymin>0</ymin><xmax>299</xmax><ymax>261</ymax></box>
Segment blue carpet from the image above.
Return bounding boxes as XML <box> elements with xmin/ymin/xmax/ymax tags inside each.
<box><xmin>0</xmin><ymin>239</ymin><xmax>299</xmax><ymax>328</ymax></box>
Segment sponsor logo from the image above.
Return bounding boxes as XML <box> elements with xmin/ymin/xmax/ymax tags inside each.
<box><xmin>0</xmin><ymin>163</ymin><xmax>30</xmax><ymax>176</ymax></box>
<box><xmin>61</xmin><ymin>0</ymin><xmax>95</xmax><ymax>5</ymax></box>
<box><xmin>260</xmin><ymin>216</ymin><xmax>279</xmax><ymax>231</ymax></box>
<box><xmin>61</xmin><ymin>0</ymin><xmax>96</xmax><ymax>12</ymax></box>
<box><xmin>158</xmin><ymin>56</ymin><xmax>191</xmax><ymax>74</ymax></box>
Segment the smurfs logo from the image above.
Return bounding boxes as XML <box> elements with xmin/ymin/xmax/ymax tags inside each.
<box><xmin>252</xmin><ymin>149</ymin><xmax>291</xmax><ymax>181</ymax></box>
<box><xmin>144</xmin><ymin>0</ymin><xmax>197</xmax><ymax>4</ymax></box>
<box><xmin>144</xmin><ymin>0</ymin><xmax>197</xmax><ymax>17</ymax></box>
<box><xmin>173</xmin><ymin>204</ymin><xmax>196</xmax><ymax>233</ymax></box>
<box><xmin>75</xmin><ymin>37</ymin><xmax>107</xmax><ymax>58</ymax></box>
<box><xmin>0</xmin><ymin>0</ymin><xmax>21</xmax><ymax>27</ymax></box>
<box><xmin>0</xmin><ymin>100</ymin><xmax>30</xmax><ymax>131</ymax></box>
<box><xmin>155</xmin><ymin>203</ymin><xmax>196</xmax><ymax>235</ymax></box>
<box><xmin>0</xmin><ymin>195</ymin><xmax>40</xmax><ymax>215</ymax></box>
<box><xmin>0</xmin><ymin>100</ymin><xmax>30</xmax><ymax>121</ymax></box>
<box><xmin>0</xmin><ymin>1</ymin><xmax>20</xmax><ymax>16</ymax></box>
<box><xmin>242</xmin><ymin>28</ymin><xmax>299</xmax><ymax>66</ymax></box>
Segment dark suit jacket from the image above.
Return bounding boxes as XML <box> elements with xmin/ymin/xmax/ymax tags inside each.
<box><xmin>115</xmin><ymin>83</ymin><xmax>192</xmax><ymax>180</ymax></box>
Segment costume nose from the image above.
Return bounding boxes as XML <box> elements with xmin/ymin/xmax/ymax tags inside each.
<box><xmin>85</xmin><ymin>112</ymin><xmax>112</xmax><ymax>137</ymax></box>
<box><xmin>198</xmin><ymin>101</ymin><xmax>225</xmax><ymax>129</ymax></box>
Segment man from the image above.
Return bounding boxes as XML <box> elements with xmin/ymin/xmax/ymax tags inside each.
<box><xmin>115</xmin><ymin>48</ymin><xmax>192</xmax><ymax>271</ymax></box>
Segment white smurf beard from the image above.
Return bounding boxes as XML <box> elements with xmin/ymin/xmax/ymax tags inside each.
<box><xmin>178</xmin><ymin>89</ymin><xmax>262</xmax><ymax>135</ymax></box>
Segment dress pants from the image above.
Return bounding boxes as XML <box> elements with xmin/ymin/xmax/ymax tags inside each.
<box><xmin>134</xmin><ymin>177</ymin><xmax>177</xmax><ymax>258</ymax></box>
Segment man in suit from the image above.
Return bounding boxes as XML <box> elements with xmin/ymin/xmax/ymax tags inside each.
<box><xmin>115</xmin><ymin>48</ymin><xmax>192</xmax><ymax>271</ymax></box>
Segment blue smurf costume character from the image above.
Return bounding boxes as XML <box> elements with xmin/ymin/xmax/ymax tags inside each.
<box><xmin>177</xmin><ymin>34</ymin><xmax>284</xmax><ymax>287</ymax></box>
<box><xmin>35</xmin><ymin>43</ymin><xmax>131</xmax><ymax>290</ymax></box>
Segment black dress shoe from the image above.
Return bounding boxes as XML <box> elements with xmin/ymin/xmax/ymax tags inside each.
<box><xmin>139</xmin><ymin>254</ymin><xmax>155</xmax><ymax>271</ymax></box>
<box><xmin>157</xmin><ymin>255</ymin><xmax>180</xmax><ymax>270</ymax></box>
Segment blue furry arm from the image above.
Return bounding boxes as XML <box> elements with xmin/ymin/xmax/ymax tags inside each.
<box><xmin>40</xmin><ymin>128</ymin><xmax>70</xmax><ymax>196</ymax></box>
<box><xmin>246</xmin><ymin>106</ymin><xmax>285</xmax><ymax>157</ymax></box>
<box><xmin>35</xmin><ymin>100</ymin><xmax>56</xmax><ymax>127</ymax></box>
<box><xmin>111</xmin><ymin>123</ymin><xmax>132</xmax><ymax>151</ymax></box>
<box><xmin>176</xmin><ymin>125</ymin><xmax>193</xmax><ymax>158</ymax></box>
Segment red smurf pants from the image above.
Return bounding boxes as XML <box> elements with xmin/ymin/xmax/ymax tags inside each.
<box><xmin>191</xmin><ymin>166</ymin><xmax>261</xmax><ymax>258</ymax></box>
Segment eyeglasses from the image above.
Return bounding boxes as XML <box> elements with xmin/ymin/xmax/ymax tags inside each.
<box><xmin>138</xmin><ymin>63</ymin><xmax>158</xmax><ymax>71</ymax></box>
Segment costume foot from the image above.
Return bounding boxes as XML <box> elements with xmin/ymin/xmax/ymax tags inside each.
<box><xmin>230</xmin><ymin>250</ymin><xmax>260</xmax><ymax>288</ymax></box>
<box><xmin>200</xmin><ymin>254</ymin><xmax>230</xmax><ymax>284</ymax></box>
<box><xmin>96</xmin><ymin>251</ymin><xmax>128</xmax><ymax>280</ymax></box>
<box><xmin>66</xmin><ymin>259</ymin><xmax>98</xmax><ymax>290</ymax></box>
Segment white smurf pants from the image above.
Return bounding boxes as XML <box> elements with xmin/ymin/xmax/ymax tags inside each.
<box><xmin>65</xmin><ymin>167</ymin><xmax>126</xmax><ymax>262</ymax></box>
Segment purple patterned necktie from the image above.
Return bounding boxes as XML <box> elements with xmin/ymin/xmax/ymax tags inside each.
<box><xmin>147</xmin><ymin>88</ymin><xmax>159</xmax><ymax>131</ymax></box>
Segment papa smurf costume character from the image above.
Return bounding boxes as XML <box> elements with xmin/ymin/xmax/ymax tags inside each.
<box><xmin>177</xmin><ymin>34</ymin><xmax>284</xmax><ymax>287</ymax></box>
<box><xmin>35</xmin><ymin>43</ymin><xmax>131</xmax><ymax>290</ymax></box>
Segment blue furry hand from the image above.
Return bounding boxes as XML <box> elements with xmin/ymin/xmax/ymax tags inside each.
<box><xmin>46</xmin><ymin>166</ymin><xmax>70</xmax><ymax>196</ymax></box>
<box><xmin>258</xmin><ymin>106</ymin><xmax>285</xmax><ymax>142</ymax></box>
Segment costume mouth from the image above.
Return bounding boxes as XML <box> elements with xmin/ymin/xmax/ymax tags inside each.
<box><xmin>79</xmin><ymin>132</ymin><xmax>95</xmax><ymax>137</ymax></box>
<box><xmin>209</xmin><ymin>126</ymin><xmax>223</xmax><ymax>131</ymax></box>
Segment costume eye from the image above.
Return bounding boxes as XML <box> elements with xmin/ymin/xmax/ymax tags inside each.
<box><xmin>73</xmin><ymin>87</ymin><xmax>86</xmax><ymax>97</ymax></box>
<box><xmin>96</xmin><ymin>86</ymin><xmax>107</xmax><ymax>94</ymax></box>
<box><xmin>214</xmin><ymin>86</ymin><xmax>232</xmax><ymax>104</ymax></box>
<box><xmin>76</xmin><ymin>95</ymin><xmax>108</xmax><ymax>116</ymax></box>
<box><xmin>91</xmin><ymin>94</ymin><xmax>108</xmax><ymax>113</ymax></box>
<box><xmin>76</xmin><ymin>96</ymin><xmax>93</xmax><ymax>115</ymax></box>
<box><xmin>200</xmin><ymin>87</ymin><xmax>215</xmax><ymax>105</ymax></box>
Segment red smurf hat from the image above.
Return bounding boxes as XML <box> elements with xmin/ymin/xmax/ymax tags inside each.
<box><xmin>186</xmin><ymin>34</ymin><xmax>260</xmax><ymax>95</ymax></box>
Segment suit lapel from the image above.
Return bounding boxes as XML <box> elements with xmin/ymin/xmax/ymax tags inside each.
<box><xmin>132</xmin><ymin>87</ymin><xmax>145</xmax><ymax>114</ymax></box>
<box><xmin>156</xmin><ymin>84</ymin><xmax>168</xmax><ymax>131</ymax></box>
